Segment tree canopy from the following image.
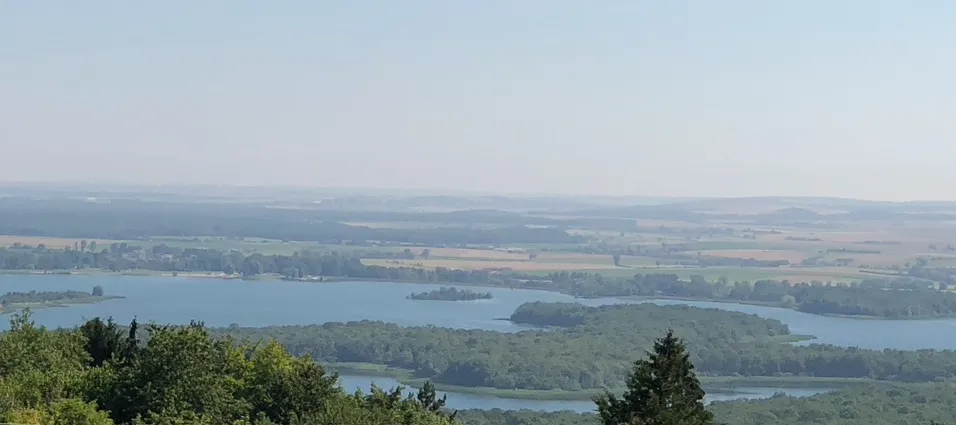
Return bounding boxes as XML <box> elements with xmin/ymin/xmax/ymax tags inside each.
<box><xmin>595</xmin><ymin>330</ymin><xmax>714</xmax><ymax>425</ymax></box>
<box><xmin>0</xmin><ymin>311</ymin><xmax>455</xmax><ymax>425</ymax></box>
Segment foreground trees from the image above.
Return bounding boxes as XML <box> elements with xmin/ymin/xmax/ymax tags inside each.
<box><xmin>7</xmin><ymin>310</ymin><xmax>950</xmax><ymax>425</ymax></box>
<box><xmin>595</xmin><ymin>330</ymin><xmax>714</xmax><ymax>425</ymax></box>
<box><xmin>0</xmin><ymin>311</ymin><xmax>454</xmax><ymax>425</ymax></box>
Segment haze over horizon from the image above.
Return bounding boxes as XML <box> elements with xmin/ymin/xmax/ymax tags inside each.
<box><xmin>2</xmin><ymin>2</ymin><xmax>954</xmax><ymax>202</ymax></box>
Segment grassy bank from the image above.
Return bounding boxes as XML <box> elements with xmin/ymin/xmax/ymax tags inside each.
<box><xmin>322</xmin><ymin>362</ymin><xmax>878</xmax><ymax>401</ymax></box>
<box><xmin>0</xmin><ymin>295</ymin><xmax>125</xmax><ymax>315</ymax></box>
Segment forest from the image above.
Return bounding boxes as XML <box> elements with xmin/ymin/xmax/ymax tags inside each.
<box><xmin>408</xmin><ymin>287</ymin><xmax>494</xmax><ymax>301</ymax></box>
<box><xmin>552</xmin><ymin>272</ymin><xmax>956</xmax><ymax>318</ymax></box>
<box><xmin>0</xmin><ymin>198</ymin><xmax>583</xmax><ymax>245</ymax></box>
<box><xmin>4</xmin><ymin>308</ymin><xmax>950</xmax><ymax>425</ymax></box>
<box><xmin>214</xmin><ymin>302</ymin><xmax>956</xmax><ymax>391</ymax></box>
<box><xmin>0</xmin><ymin>311</ymin><xmax>455</xmax><ymax>425</ymax></box>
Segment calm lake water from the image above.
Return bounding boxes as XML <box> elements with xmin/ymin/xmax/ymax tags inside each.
<box><xmin>640</xmin><ymin>298</ymin><xmax>956</xmax><ymax>350</ymax></box>
<box><xmin>3</xmin><ymin>274</ymin><xmax>953</xmax><ymax>350</ymax></box>
<box><xmin>335</xmin><ymin>374</ymin><xmax>830</xmax><ymax>413</ymax></box>
<box><xmin>0</xmin><ymin>275</ymin><xmax>588</xmax><ymax>331</ymax></box>
<box><xmin>1</xmin><ymin>274</ymin><xmax>951</xmax><ymax>411</ymax></box>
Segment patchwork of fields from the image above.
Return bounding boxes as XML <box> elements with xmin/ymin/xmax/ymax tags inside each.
<box><xmin>1</xmin><ymin>215</ymin><xmax>950</xmax><ymax>286</ymax></box>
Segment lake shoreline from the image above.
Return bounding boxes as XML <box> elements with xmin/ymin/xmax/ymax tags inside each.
<box><xmin>0</xmin><ymin>295</ymin><xmax>125</xmax><ymax>315</ymax></box>
<box><xmin>4</xmin><ymin>270</ymin><xmax>956</xmax><ymax>320</ymax></box>
<box><xmin>323</xmin><ymin>362</ymin><xmax>879</xmax><ymax>401</ymax></box>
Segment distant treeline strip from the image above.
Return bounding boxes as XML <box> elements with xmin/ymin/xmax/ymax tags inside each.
<box><xmin>0</xmin><ymin>198</ymin><xmax>602</xmax><ymax>244</ymax></box>
<box><xmin>1</xmin><ymin>243</ymin><xmax>955</xmax><ymax>318</ymax></box>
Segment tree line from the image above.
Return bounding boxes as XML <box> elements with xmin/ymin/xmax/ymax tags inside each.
<box><xmin>0</xmin><ymin>198</ymin><xmax>583</xmax><ymax>245</ymax></box>
<box><xmin>551</xmin><ymin>271</ymin><xmax>956</xmax><ymax>318</ymax></box>
<box><xmin>408</xmin><ymin>287</ymin><xmax>494</xmax><ymax>301</ymax></box>
<box><xmin>0</xmin><ymin>287</ymin><xmax>105</xmax><ymax>306</ymax></box>
<box><xmin>212</xmin><ymin>302</ymin><xmax>956</xmax><ymax>392</ymax></box>
<box><xmin>0</xmin><ymin>311</ymin><xmax>456</xmax><ymax>425</ymax></box>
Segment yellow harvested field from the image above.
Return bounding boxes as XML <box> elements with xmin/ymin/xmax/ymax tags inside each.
<box><xmin>0</xmin><ymin>235</ymin><xmax>119</xmax><ymax>248</ymax></box>
<box><xmin>424</xmin><ymin>248</ymin><xmax>532</xmax><ymax>260</ymax></box>
<box><xmin>691</xmin><ymin>249</ymin><xmax>809</xmax><ymax>262</ymax></box>
<box><xmin>362</xmin><ymin>258</ymin><xmax>616</xmax><ymax>271</ymax></box>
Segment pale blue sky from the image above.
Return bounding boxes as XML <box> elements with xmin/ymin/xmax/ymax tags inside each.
<box><xmin>2</xmin><ymin>1</ymin><xmax>954</xmax><ymax>200</ymax></box>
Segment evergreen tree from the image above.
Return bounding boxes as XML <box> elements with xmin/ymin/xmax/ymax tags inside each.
<box><xmin>594</xmin><ymin>329</ymin><xmax>714</xmax><ymax>425</ymax></box>
<box><xmin>121</xmin><ymin>317</ymin><xmax>139</xmax><ymax>364</ymax></box>
<box><xmin>415</xmin><ymin>380</ymin><xmax>456</xmax><ymax>420</ymax></box>
<box><xmin>79</xmin><ymin>316</ymin><xmax>124</xmax><ymax>367</ymax></box>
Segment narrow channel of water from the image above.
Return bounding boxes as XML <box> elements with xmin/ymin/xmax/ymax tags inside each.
<box><xmin>335</xmin><ymin>374</ymin><xmax>831</xmax><ymax>413</ymax></box>
<box><xmin>639</xmin><ymin>298</ymin><xmax>956</xmax><ymax>350</ymax></box>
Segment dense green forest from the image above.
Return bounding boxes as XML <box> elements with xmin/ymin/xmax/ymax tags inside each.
<box><xmin>213</xmin><ymin>302</ymin><xmax>956</xmax><ymax>391</ymax></box>
<box><xmin>2</xmin><ymin>243</ymin><xmax>952</xmax><ymax>318</ymax></box>
<box><xmin>408</xmin><ymin>287</ymin><xmax>494</xmax><ymax>301</ymax></box>
<box><xmin>0</xmin><ymin>198</ymin><xmax>584</xmax><ymax>245</ymax></box>
<box><xmin>3</xmin><ymin>305</ymin><xmax>953</xmax><ymax>425</ymax></box>
<box><xmin>551</xmin><ymin>271</ymin><xmax>956</xmax><ymax>318</ymax></box>
<box><xmin>216</xmin><ymin>303</ymin><xmax>788</xmax><ymax>390</ymax></box>
<box><xmin>0</xmin><ymin>311</ymin><xmax>455</xmax><ymax>425</ymax></box>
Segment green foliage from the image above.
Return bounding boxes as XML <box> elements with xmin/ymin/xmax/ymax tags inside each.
<box><xmin>595</xmin><ymin>330</ymin><xmax>714</xmax><ymax>425</ymax></box>
<box><xmin>455</xmin><ymin>409</ymin><xmax>593</xmax><ymax>425</ymax></box>
<box><xmin>550</xmin><ymin>272</ymin><xmax>956</xmax><ymax>319</ymax></box>
<box><xmin>2</xmin><ymin>399</ymin><xmax>115</xmax><ymax>425</ymax></box>
<box><xmin>216</xmin><ymin>303</ymin><xmax>792</xmax><ymax>391</ymax></box>
<box><xmin>94</xmin><ymin>322</ymin><xmax>253</xmax><ymax>424</ymax></box>
<box><xmin>0</xmin><ymin>310</ymin><xmax>89</xmax><ymax>410</ymax></box>
<box><xmin>408</xmin><ymin>287</ymin><xmax>494</xmax><ymax>301</ymax></box>
<box><xmin>217</xmin><ymin>300</ymin><xmax>956</xmax><ymax>392</ymax></box>
<box><xmin>79</xmin><ymin>317</ymin><xmax>126</xmax><ymax>367</ymax></box>
<box><xmin>0</xmin><ymin>289</ymin><xmax>104</xmax><ymax>306</ymax></box>
<box><xmin>0</xmin><ymin>313</ymin><xmax>454</xmax><ymax>425</ymax></box>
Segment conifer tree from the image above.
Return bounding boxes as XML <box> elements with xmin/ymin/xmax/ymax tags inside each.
<box><xmin>594</xmin><ymin>329</ymin><xmax>714</xmax><ymax>425</ymax></box>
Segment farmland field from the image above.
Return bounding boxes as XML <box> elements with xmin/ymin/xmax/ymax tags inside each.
<box><xmin>362</xmin><ymin>258</ymin><xmax>618</xmax><ymax>272</ymax></box>
<box><xmin>685</xmin><ymin>249</ymin><xmax>809</xmax><ymax>262</ymax></box>
<box><xmin>0</xmin><ymin>235</ymin><xmax>120</xmax><ymax>249</ymax></box>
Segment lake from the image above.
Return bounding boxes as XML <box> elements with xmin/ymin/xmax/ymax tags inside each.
<box><xmin>0</xmin><ymin>274</ymin><xmax>588</xmax><ymax>331</ymax></box>
<box><xmin>640</xmin><ymin>298</ymin><xmax>956</xmax><ymax>350</ymax></box>
<box><xmin>0</xmin><ymin>274</ymin><xmax>951</xmax><ymax>411</ymax></box>
<box><xmin>335</xmin><ymin>374</ymin><xmax>830</xmax><ymax>413</ymax></box>
<box><xmin>4</xmin><ymin>274</ymin><xmax>955</xmax><ymax>350</ymax></box>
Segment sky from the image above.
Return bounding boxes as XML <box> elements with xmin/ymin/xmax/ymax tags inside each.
<box><xmin>1</xmin><ymin>1</ymin><xmax>955</xmax><ymax>201</ymax></box>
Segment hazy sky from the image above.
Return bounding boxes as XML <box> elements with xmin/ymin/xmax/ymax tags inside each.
<box><xmin>2</xmin><ymin>2</ymin><xmax>954</xmax><ymax>201</ymax></box>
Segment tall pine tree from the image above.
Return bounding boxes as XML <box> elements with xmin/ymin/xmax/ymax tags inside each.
<box><xmin>594</xmin><ymin>329</ymin><xmax>714</xmax><ymax>425</ymax></box>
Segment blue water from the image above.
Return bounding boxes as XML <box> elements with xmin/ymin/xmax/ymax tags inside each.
<box><xmin>2</xmin><ymin>274</ymin><xmax>954</xmax><ymax>350</ymax></box>
<box><xmin>335</xmin><ymin>374</ymin><xmax>830</xmax><ymax>413</ymax></box>
<box><xmin>640</xmin><ymin>298</ymin><xmax>956</xmax><ymax>350</ymax></box>
<box><xmin>0</xmin><ymin>274</ymin><xmax>949</xmax><ymax>411</ymax></box>
<box><xmin>0</xmin><ymin>275</ymin><xmax>583</xmax><ymax>331</ymax></box>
